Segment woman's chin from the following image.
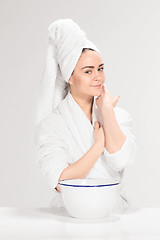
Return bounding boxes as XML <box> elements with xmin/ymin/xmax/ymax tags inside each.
<box><xmin>92</xmin><ymin>87</ymin><xmax>102</xmax><ymax>94</ymax></box>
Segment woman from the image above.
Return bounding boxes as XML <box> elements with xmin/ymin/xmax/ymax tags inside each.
<box><xmin>35</xmin><ymin>19</ymin><xmax>137</xmax><ymax>213</ymax></box>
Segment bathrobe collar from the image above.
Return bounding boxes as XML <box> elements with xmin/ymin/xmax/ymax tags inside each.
<box><xmin>58</xmin><ymin>91</ymin><xmax>102</xmax><ymax>154</ymax></box>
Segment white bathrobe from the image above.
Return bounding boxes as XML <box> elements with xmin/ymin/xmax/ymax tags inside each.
<box><xmin>35</xmin><ymin>90</ymin><xmax>137</xmax><ymax>213</ymax></box>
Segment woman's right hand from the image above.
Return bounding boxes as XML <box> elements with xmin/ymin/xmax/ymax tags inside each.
<box><xmin>93</xmin><ymin>121</ymin><xmax>105</xmax><ymax>152</ymax></box>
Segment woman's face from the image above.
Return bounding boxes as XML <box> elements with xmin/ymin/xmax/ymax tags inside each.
<box><xmin>68</xmin><ymin>50</ymin><xmax>105</xmax><ymax>97</ymax></box>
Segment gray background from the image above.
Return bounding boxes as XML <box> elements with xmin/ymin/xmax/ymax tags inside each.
<box><xmin>0</xmin><ymin>0</ymin><xmax>159</xmax><ymax>207</ymax></box>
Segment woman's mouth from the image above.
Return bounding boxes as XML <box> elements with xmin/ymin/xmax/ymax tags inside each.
<box><xmin>92</xmin><ymin>84</ymin><xmax>101</xmax><ymax>88</ymax></box>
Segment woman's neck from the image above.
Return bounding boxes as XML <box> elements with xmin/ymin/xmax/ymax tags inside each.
<box><xmin>70</xmin><ymin>91</ymin><xmax>94</xmax><ymax>119</ymax></box>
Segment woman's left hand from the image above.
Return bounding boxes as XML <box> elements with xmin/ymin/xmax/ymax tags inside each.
<box><xmin>96</xmin><ymin>84</ymin><xmax>120</xmax><ymax>112</ymax></box>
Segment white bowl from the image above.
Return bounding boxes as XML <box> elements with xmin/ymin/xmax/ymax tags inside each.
<box><xmin>59</xmin><ymin>178</ymin><xmax>120</xmax><ymax>219</ymax></box>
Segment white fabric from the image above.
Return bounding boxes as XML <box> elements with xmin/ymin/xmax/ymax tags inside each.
<box><xmin>34</xmin><ymin>18</ymin><xmax>102</xmax><ymax>127</ymax></box>
<box><xmin>34</xmin><ymin>90</ymin><xmax>138</xmax><ymax>213</ymax></box>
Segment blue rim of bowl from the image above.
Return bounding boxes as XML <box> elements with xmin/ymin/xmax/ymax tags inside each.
<box><xmin>58</xmin><ymin>179</ymin><xmax>120</xmax><ymax>187</ymax></box>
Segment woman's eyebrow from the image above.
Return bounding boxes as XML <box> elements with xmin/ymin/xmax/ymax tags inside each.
<box><xmin>81</xmin><ymin>63</ymin><xmax>104</xmax><ymax>70</ymax></box>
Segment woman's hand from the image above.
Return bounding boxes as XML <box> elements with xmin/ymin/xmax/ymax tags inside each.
<box><xmin>96</xmin><ymin>84</ymin><xmax>120</xmax><ymax>112</ymax></box>
<box><xmin>93</xmin><ymin>121</ymin><xmax>105</xmax><ymax>151</ymax></box>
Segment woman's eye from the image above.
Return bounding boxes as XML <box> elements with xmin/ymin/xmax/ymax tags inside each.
<box><xmin>98</xmin><ymin>67</ymin><xmax>104</xmax><ymax>71</ymax></box>
<box><xmin>85</xmin><ymin>70</ymin><xmax>91</xmax><ymax>74</ymax></box>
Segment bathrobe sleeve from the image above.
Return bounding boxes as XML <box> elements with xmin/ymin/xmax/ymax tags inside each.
<box><xmin>34</xmin><ymin>114</ymin><xmax>70</xmax><ymax>192</ymax></box>
<box><xmin>103</xmin><ymin>107</ymin><xmax>138</xmax><ymax>172</ymax></box>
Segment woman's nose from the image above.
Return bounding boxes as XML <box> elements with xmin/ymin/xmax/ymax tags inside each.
<box><xmin>93</xmin><ymin>70</ymin><xmax>101</xmax><ymax>81</ymax></box>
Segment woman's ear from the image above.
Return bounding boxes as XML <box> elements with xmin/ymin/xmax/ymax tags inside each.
<box><xmin>68</xmin><ymin>77</ymin><xmax>73</xmax><ymax>85</ymax></box>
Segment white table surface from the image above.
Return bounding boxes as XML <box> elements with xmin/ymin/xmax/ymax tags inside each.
<box><xmin>0</xmin><ymin>207</ymin><xmax>160</xmax><ymax>239</ymax></box>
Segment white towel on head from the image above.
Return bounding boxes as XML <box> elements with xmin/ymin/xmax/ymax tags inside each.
<box><xmin>34</xmin><ymin>18</ymin><xmax>102</xmax><ymax>127</ymax></box>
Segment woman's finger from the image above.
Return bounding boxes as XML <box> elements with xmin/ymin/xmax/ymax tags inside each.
<box><xmin>114</xmin><ymin>96</ymin><xmax>120</xmax><ymax>104</ymax></box>
<box><xmin>104</xmin><ymin>85</ymin><xmax>109</xmax><ymax>93</ymax></box>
